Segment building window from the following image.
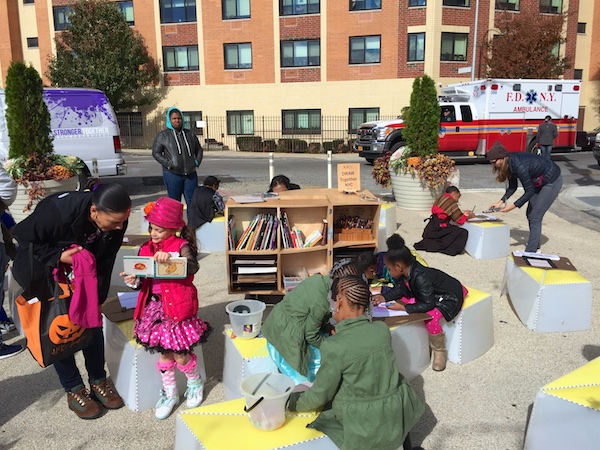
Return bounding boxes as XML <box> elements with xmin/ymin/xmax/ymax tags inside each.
<box><xmin>281</xmin><ymin>40</ymin><xmax>320</xmax><ymax>67</ymax></box>
<box><xmin>573</xmin><ymin>69</ymin><xmax>582</xmax><ymax>80</ymax></box>
<box><xmin>53</xmin><ymin>6</ymin><xmax>72</xmax><ymax>31</ymax></box>
<box><xmin>280</xmin><ymin>0</ymin><xmax>320</xmax><ymax>15</ymax></box>
<box><xmin>227</xmin><ymin>110</ymin><xmax>254</xmax><ymax>135</ymax></box>
<box><xmin>224</xmin><ymin>43</ymin><xmax>252</xmax><ymax>69</ymax></box>
<box><xmin>160</xmin><ymin>0</ymin><xmax>196</xmax><ymax>23</ymax></box>
<box><xmin>443</xmin><ymin>0</ymin><xmax>470</xmax><ymax>6</ymax></box>
<box><xmin>349</xmin><ymin>108</ymin><xmax>379</xmax><ymax>133</ymax></box>
<box><xmin>495</xmin><ymin>0</ymin><xmax>519</xmax><ymax>10</ymax></box>
<box><xmin>23</xmin><ymin>0</ymin><xmax>35</xmax><ymax>4</ymax></box>
<box><xmin>349</xmin><ymin>36</ymin><xmax>381</xmax><ymax>64</ymax></box>
<box><xmin>350</xmin><ymin>0</ymin><xmax>381</xmax><ymax>11</ymax></box>
<box><xmin>407</xmin><ymin>33</ymin><xmax>425</xmax><ymax>62</ymax></box>
<box><xmin>163</xmin><ymin>46</ymin><xmax>199</xmax><ymax>71</ymax></box>
<box><xmin>118</xmin><ymin>1</ymin><xmax>135</xmax><ymax>25</ymax></box>
<box><xmin>577</xmin><ymin>22</ymin><xmax>586</xmax><ymax>34</ymax></box>
<box><xmin>26</xmin><ymin>37</ymin><xmax>39</xmax><ymax>48</ymax></box>
<box><xmin>408</xmin><ymin>0</ymin><xmax>426</xmax><ymax>6</ymax></box>
<box><xmin>282</xmin><ymin>109</ymin><xmax>321</xmax><ymax>134</ymax></box>
<box><xmin>182</xmin><ymin>111</ymin><xmax>203</xmax><ymax>134</ymax></box>
<box><xmin>223</xmin><ymin>0</ymin><xmax>250</xmax><ymax>19</ymax></box>
<box><xmin>440</xmin><ymin>32</ymin><xmax>468</xmax><ymax>61</ymax></box>
<box><xmin>540</xmin><ymin>0</ymin><xmax>561</xmax><ymax>14</ymax></box>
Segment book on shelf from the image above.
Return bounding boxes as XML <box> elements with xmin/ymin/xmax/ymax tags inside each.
<box><xmin>237</xmin><ymin>265</ymin><xmax>277</xmax><ymax>274</ymax></box>
<box><xmin>303</xmin><ymin>229</ymin><xmax>322</xmax><ymax>247</ymax></box>
<box><xmin>233</xmin><ymin>258</ymin><xmax>276</xmax><ymax>265</ymax></box>
<box><xmin>235</xmin><ymin>213</ymin><xmax>277</xmax><ymax>251</ymax></box>
<box><xmin>227</xmin><ymin>216</ymin><xmax>236</xmax><ymax>250</ymax></box>
<box><xmin>320</xmin><ymin>219</ymin><xmax>328</xmax><ymax>246</ymax></box>
<box><xmin>237</xmin><ymin>274</ymin><xmax>277</xmax><ymax>283</ymax></box>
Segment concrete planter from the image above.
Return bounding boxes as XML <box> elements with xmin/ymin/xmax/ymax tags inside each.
<box><xmin>389</xmin><ymin>170</ymin><xmax>443</xmax><ymax>211</ymax></box>
<box><xmin>11</xmin><ymin>177</ymin><xmax>78</xmax><ymax>223</ymax></box>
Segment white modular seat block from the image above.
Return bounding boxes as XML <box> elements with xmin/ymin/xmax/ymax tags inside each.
<box><xmin>195</xmin><ymin>217</ymin><xmax>226</xmax><ymax>252</ymax></box>
<box><xmin>524</xmin><ymin>357</ymin><xmax>600</xmax><ymax>449</ymax></box>
<box><xmin>389</xmin><ymin>322</ymin><xmax>430</xmax><ymax>381</ymax></box>
<box><xmin>443</xmin><ymin>288</ymin><xmax>494</xmax><ymax>364</ymax></box>
<box><xmin>461</xmin><ymin>221</ymin><xmax>510</xmax><ymax>260</ymax></box>
<box><xmin>504</xmin><ymin>258</ymin><xmax>592</xmax><ymax>332</ymax></box>
<box><xmin>103</xmin><ymin>316</ymin><xmax>206</xmax><ymax>412</ymax></box>
<box><xmin>378</xmin><ymin>203</ymin><xmax>397</xmax><ymax>250</ymax></box>
<box><xmin>222</xmin><ymin>328</ymin><xmax>278</xmax><ymax>400</ymax></box>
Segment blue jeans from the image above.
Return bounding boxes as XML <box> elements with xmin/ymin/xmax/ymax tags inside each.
<box><xmin>162</xmin><ymin>168</ymin><xmax>198</xmax><ymax>218</ymax></box>
<box><xmin>0</xmin><ymin>243</ymin><xmax>9</xmax><ymax>324</ymax></box>
<box><xmin>525</xmin><ymin>174</ymin><xmax>563</xmax><ymax>252</ymax></box>
<box><xmin>53</xmin><ymin>328</ymin><xmax>106</xmax><ymax>391</ymax></box>
<box><xmin>539</xmin><ymin>145</ymin><xmax>552</xmax><ymax>161</ymax></box>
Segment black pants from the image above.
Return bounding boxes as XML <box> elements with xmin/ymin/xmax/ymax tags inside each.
<box><xmin>53</xmin><ymin>327</ymin><xmax>106</xmax><ymax>391</ymax></box>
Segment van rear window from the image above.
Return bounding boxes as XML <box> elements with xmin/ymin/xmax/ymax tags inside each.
<box><xmin>44</xmin><ymin>93</ymin><xmax>107</xmax><ymax>128</ymax></box>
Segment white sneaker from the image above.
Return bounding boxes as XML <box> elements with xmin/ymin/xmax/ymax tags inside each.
<box><xmin>155</xmin><ymin>388</ymin><xmax>180</xmax><ymax>420</ymax></box>
<box><xmin>184</xmin><ymin>379</ymin><xmax>204</xmax><ymax>409</ymax></box>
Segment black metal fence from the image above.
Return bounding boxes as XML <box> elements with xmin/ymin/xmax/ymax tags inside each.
<box><xmin>117</xmin><ymin>114</ymin><xmax>397</xmax><ymax>152</ymax></box>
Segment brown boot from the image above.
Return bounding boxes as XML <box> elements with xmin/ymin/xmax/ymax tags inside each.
<box><xmin>67</xmin><ymin>385</ymin><xmax>103</xmax><ymax>420</ymax></box>
<box><xmin>429</xmin><ymin>332</ymin><xmax>447</xmax><ymax>372</ymax></box>
<box><xmin>90</xmin><ymin>377</ymin><xmax>125</xmax><ymax>409</ymax></box>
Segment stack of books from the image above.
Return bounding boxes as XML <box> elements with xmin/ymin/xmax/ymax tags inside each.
<box><xmin>233</xmin><ymin>259</ymin><xmax>277</xmax><ymax>287</ymax></box>
<box><xmin>280</xmin><ymin>214</ymin><xmax>328</xmax><ymax>249</ymax></box>
<box><xmin>235</xmin><ymin>213</ymin><xmax>278</xmax><ymax>251</ymax></box>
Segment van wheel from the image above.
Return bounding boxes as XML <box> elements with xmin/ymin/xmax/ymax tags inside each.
<box><xmin>77</xmin><ymin>166</ymin><xmax>92</xmax><ymax>191</ymax></box>
<box><xmin>390</xmin><ymin>141</ymin><xmax>406</xmax><ymax>153</ymax></box>
<box><xmin>366</xmin><ymin>158</ymin><xmax>375</xmax><ymax>164</ymax></box>
<box><xmin>527</xmin><ymin>141</ymin><xmax>539</xmax><ymax>155</ymax></box>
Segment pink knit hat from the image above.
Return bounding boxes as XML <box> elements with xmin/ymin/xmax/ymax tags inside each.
<box><xmin>145</xmin><ymin>197</ymin><xmax>186</xmax><ymax>229</ymax></box>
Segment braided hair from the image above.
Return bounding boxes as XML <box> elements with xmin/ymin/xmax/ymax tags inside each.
<box><xmin>332</xmin><ymin>275</ymin><xmax>370</xmax><ymax>312</ymax></box>
<box><xmin>329</xmin><ymin>258</ymin><xmax>362</xmax><ymax>279</ymax></box>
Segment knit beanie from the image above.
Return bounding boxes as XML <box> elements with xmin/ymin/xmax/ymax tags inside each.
<box><xmin>486</xmin><ymin>141</ymin><xmax>510</xmax><ymax>162</ymax></box>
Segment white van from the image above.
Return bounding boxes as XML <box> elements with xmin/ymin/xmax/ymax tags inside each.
<box><xmin>0</xmin><ymin>87</ymin><xmax>127</xmax><ymax>179</ymax></box>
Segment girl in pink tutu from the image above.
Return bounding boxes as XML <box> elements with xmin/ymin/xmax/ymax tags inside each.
<box><xmin>121</xmin><ymin>197</ymin><xmax>209</xmax><ymax>419</ymax></box>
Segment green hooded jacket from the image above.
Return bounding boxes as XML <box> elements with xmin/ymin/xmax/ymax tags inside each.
<box><xmin>288</xmin><ymin>316</ymin><xmax>424</xmax><ymax>450</ymax></box>
<box><xmin>262</xmin><ymin>274</ymin><xmax>332</xmax><ymax>376</ymax></box>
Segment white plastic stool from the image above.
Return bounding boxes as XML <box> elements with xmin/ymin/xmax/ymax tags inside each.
<box><xmin>461</xmin><ymin>221</ymin><xmax>510</xmax><ymax>259</ymax></box>
<box><xmin>222</xmin><ymin>327</ymin><xmax>278</xmax><ymax>400</ymax></box>
<box><xmin>503</xmin><ymin>257</ymin><xmax>592</xmax><ymax>332</ymax></box>
<box><xmin>195</xmin><ymin>216</ymin><xmax>226</xmax><ymax>252</ymax></box>
<box><xmin>524</xmin><ymin>357</ymin><xmax>600</xmax><ymax>449</ymax></box>
<box><xmin>103</xmin><ymin>316</ymin><xmax>206</xmax><ymax>412</ymax></box>
<box><xmin>378</xmin><ymin>202</ymin><xmax>397</xmax><ymax>250</ymax></box>
<box><xmin>389</xmin><ymin>321</ymin><xmax>430</xmax><ymax>380</ymax></box>
<box><xmin>443</xmin><ymin>287</ymin><xmax>494</xmax><ymax>364</ymax></box>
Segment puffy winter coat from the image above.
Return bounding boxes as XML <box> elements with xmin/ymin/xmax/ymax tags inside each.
<box><xmin>502</xmin><ymin>152</ymin><xmax>561</xmax><ymax>208</ymax></box>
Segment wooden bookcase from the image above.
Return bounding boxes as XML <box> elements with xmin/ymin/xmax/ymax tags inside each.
<box><xmin>225</xmin><ymin>189</ymin><xmax>380</xmax><ymax>295</ymax></box>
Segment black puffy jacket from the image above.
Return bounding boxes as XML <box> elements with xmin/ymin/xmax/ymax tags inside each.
<box><xmin>383</xmin><ymin>260</ymin><xmax>464</xmax><ymax>321</ymax></box>
<box><xmin>502</xmin><ymin>152</ymin><xmax>561</xmax><ymax>208</ymax></box>
<box><xmin>152</xmin><ymin>128</ymin><xmax>202</xmax><ymax>176</ymax></box>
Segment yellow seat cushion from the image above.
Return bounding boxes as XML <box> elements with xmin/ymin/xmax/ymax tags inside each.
<box><xmin>180</xmin><ymin>398</ymin><xmax>323</xmax><ymax>450</ymax></box>
<box><xmin>542</xmin><ymin>358</ymin><xmax>600</xmax><ymax>411</ymax></box>
<box><xmin>225</xmin><ymin>328</ymin><xmax>270</xmax><ymax>359</ymax></box>
<box><xmin>462</xmin><ymin>287</ymin><xmax>490</xmax><ymax>309</ymax></box>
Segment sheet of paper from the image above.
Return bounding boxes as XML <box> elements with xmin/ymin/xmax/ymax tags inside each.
<box><xmin>372</xmin><ymin>304</ymin><xmax>409</xmax><ymax>318</ymax></box>
<box><xmin>468</xmin><ymin>214</ymin><xmax>500</xmax><ymax>222</ymax></box>
<box><xmin>117</xmin><ymin>291</ymin><xmax>138</xmax><ymax>310</ymax></box>
<box><xmin>231</xmin><ymin>195</ymin><xmax>265</xmax><ymax>204</ymax></box>
<box><xmin>526</xmin><ymin>258</ymin><xmax>553</xmax><ymax>269</ymax></box>
<box><xmin>514</xmin><ymin>251</ymin><xmax>560</xmax><ymax>261</ymax></box>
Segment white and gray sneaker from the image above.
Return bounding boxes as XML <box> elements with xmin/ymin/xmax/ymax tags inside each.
<box><xmin>0</xmin><ymin>321</ymin><xmax>16</xmax><ymax>334</ymax></box>
<box><xmin>184</xmin><ymin>379</ymin><xmax>204</xmax><ymax>409</ymax></box>
<box><xmin>155</xmin><ymin>388</ymin><xmax>180</xmax><ymax>420</ymax></box>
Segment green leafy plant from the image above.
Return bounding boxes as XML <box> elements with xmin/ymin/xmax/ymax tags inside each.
<box><xmin>4</xmin><ymin>62</ymin><xmax>83</xmax><ymax>212</ymax></box>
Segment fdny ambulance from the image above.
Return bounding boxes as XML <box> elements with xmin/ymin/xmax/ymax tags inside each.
<box><xmin>355</xmin><ymin>78</ymin><xmax>581</xmax><ymax>162</ymax></box>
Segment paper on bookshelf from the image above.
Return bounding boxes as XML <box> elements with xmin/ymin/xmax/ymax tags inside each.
<box><xmin>231</xmin><ymin>194</ymin><xmax>265</xmax><ymax>204</ymax></box>
<box><xmin>233</xmin><ymin>259</ymin><xmax>276</xmax><ymax>265</ymax></box>
<box><xmin>237</xmin><ymin>266</ymin><xmax>277</xmax><ymax>274</ymax></box>
<box><xmin>117</xmin><ymin>291</ymin><xmax>138</xmax><ymax>310</ymax></box>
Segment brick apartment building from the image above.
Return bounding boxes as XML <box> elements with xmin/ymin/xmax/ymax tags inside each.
<box><xmin>1</xmin><ymin>0</ymin><xmax>599</xmax><ymax>148</ymax></box>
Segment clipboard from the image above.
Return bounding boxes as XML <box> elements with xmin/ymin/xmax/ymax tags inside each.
<box><xmin>513</xmin><ymin>255</ymin><xmax>576</xmax><ymax>271</ymax></box>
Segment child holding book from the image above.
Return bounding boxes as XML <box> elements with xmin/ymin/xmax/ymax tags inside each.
<box><xmin>372</xmin><ymin>234</ymin><xmax>466</xmax><ymax>372</ymax></box>
<box><xmin>262</xmin><ymin>260</ymin><xmax>362</xmax><ymax>384</ymax></box>
<box><xmin>121</xmin><ymin>197</ymin><xmax>209</xmax><ymax>419</ymax></box>
<box><xmin>288</xmin><ymin>275</ymin><xmax>424</xmax><ymax>450</ymax></box>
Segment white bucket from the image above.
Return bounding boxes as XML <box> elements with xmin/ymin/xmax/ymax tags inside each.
<box><xmin>225</xmin><ymin>300</ymin><xmax>266</xmax><ymax>339</ymax></box>
<box><xmin>240</xmin><ymin>372</ymin><xmax>295</xmax><ymax>431</ymax></box>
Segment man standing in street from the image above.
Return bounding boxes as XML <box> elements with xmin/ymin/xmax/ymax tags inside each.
<box><xmin>536</xmin><ymin>115</ymin><xmax>559</xmax><ymax>161</ymax></box>
<box><xmin>152</xmin><ymin>107</ymin><xmax>203</xmax><ymax>217</ymax></box>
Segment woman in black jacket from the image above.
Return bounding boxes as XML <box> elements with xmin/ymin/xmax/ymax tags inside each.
<box><xmin>152</xmin><ymin>107</ymin><xmax>203</xmax><ymax>214</ymax></box>
<box><xmin>372</xmin><ymin>234</ymin><xmax>466</xmax><ymax>372</ymax></box>
<box><xmin>12</xmin><ymin>184</ymin><xmax>131</xmax><ymax>420</ymax></box>
<box><xmin>486</xmin><ymin>141</ymin><xmax>563</xmax><ymax>253</ymax></box>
